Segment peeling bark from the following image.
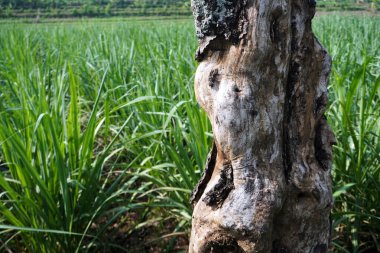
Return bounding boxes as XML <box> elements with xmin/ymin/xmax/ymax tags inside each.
<box><xmin>189</xmin><ymin>0</ymin><xmax>335</xmax><ymax>252</ymax></box>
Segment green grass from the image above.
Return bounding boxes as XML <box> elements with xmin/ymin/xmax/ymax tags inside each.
<box><xmin>0</xmin><ymin>15</ymin><xmax>379</xmax><ymax>252</ymax></box>
<box><xmin>0</xmin><ymin>48</ymin><xmax>145</xmax><ymax>252</ymax></box>
<box><xmin>314</xmin><ymin>16</ymin><xmax>380</xmax><ymax>252</ymax></box>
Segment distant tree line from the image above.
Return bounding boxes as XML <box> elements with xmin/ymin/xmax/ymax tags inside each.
<box><xmin>0</xmin><ymin>0</ymin><xmax>378</xmax><ymax>19</ymax></box>
<box><xmin>0</xmin><ymin>0</ymin><xmax>190</xmax><ymax>9</ymax></box>
<box><xmin>0</xmin><ymin>0</ymin><xmax>191</xmax><ymax>18</ymax></box>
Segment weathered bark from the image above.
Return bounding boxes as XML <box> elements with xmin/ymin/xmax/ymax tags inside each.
<box><xmin>189</xmin><ymin>1</ymin><xmax>336</xmax><ymax>252</ymax></box>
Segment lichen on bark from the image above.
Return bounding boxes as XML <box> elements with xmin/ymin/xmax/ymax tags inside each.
<box><xmin>192</xmin><ymin>0</ymin><xmax>247</xmax><ymax>40</ymax></box>
<box><xmin>191</xmin><ymin>0</ymin><xmax>248</xmax><ymax>60</ymax></box>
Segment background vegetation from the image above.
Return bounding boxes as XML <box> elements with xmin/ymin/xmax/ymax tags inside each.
<box><xmin>0</xmin><ymin>10</ymin><xmax>379</xmax><ymax>253</ymax></box>
<box><xmin>0</xmin><ymin>0</ymin><xmax>379</xmax><ymax>19</ymax></box>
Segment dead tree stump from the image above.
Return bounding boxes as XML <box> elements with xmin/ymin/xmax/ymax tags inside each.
<box><xmin>189</xmin><ymin>1</ymin><xmax>336</xmax><ymax>252</ymax></box>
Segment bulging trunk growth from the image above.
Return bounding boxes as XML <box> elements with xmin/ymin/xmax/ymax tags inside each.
<box><xmin>189</xmin><ymin>1</ymin><xmax>336</xmax><ymax>252</ymax></box>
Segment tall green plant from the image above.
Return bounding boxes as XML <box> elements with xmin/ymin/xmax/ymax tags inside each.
<box><xmin>0</xmin><ymin>63</ymin><xmax>140</xmax><ymax>252</ymax></box>
<box><xmin>315</xmin><ymin>15</ymin><xmax>380</xmax><ymax>253</ymax></box>
<box><xmin>328</xmin><ymin>58</ymin><xmax>380</xmax><ymax>253</ymax></box>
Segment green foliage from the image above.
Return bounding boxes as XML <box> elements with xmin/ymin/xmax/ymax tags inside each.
<box><xmin>0</xmin><ymin>25</ymin><xmax>149</xmax><ymax>251</ymax></box>
<box><xmin>0</xmin><ymin>19</ymin><xmax>207</xmax><ymax>251</ymax></box>
<box><xmin>0</xmin><ymin>15</ymin><xmax>379</xmax><ymax>252</ymax></box>
<box><xmin>314</xmin><ymin>15</ymin><xmax>380</xmax><ymax>252</ymax></box>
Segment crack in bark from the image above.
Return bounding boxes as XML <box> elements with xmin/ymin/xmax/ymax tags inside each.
<box><xmin>282</xmin><ymin>16</ymin><xmax>299</xmax><ymax>181</ymax></box>
<box><xmin>190</xmin><ymin>141</ymin><xmax>218</xmax><ymax>206</ymax></box>
<box><xmin>282</xmin><ymin>2</ymin><xmax>311</xmax><ymax>181</ymax></box>
<box><xmin>315</xmin><ymin>116</ymin><xmax>336</xmax><ymax>171</ymax></box>
<box><xmin>202</xmin><ymin>160</ymin><xmax>234</xmax><ymax>209</ymax></box>
<box><xmin>314</xmin><ymin>92</ymin><xmax>328</xmax><ymax>117</ymax></box>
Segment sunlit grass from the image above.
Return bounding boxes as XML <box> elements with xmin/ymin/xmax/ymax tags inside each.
<box><xmin>314</xmin><ymin>15</ymin><xmax>380</xmax><ymax>253</ymax></box>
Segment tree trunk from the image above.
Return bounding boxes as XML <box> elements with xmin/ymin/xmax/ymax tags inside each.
<box><xmin>189</xmin><ymin>1</ymin><xmax>336</xmax><ymax>252</ymax></box>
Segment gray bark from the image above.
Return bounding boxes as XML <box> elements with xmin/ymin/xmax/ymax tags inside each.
<box><xmin>189</xmin><ymin>1</ymin><xmax>336</xmax><ymax>252</ymax></box>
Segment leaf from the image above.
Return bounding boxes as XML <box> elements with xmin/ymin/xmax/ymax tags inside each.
<box><xmin>333</xmin><ymin>183</ymin><xmax>356</xmax><ymax>198</ymax></box>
